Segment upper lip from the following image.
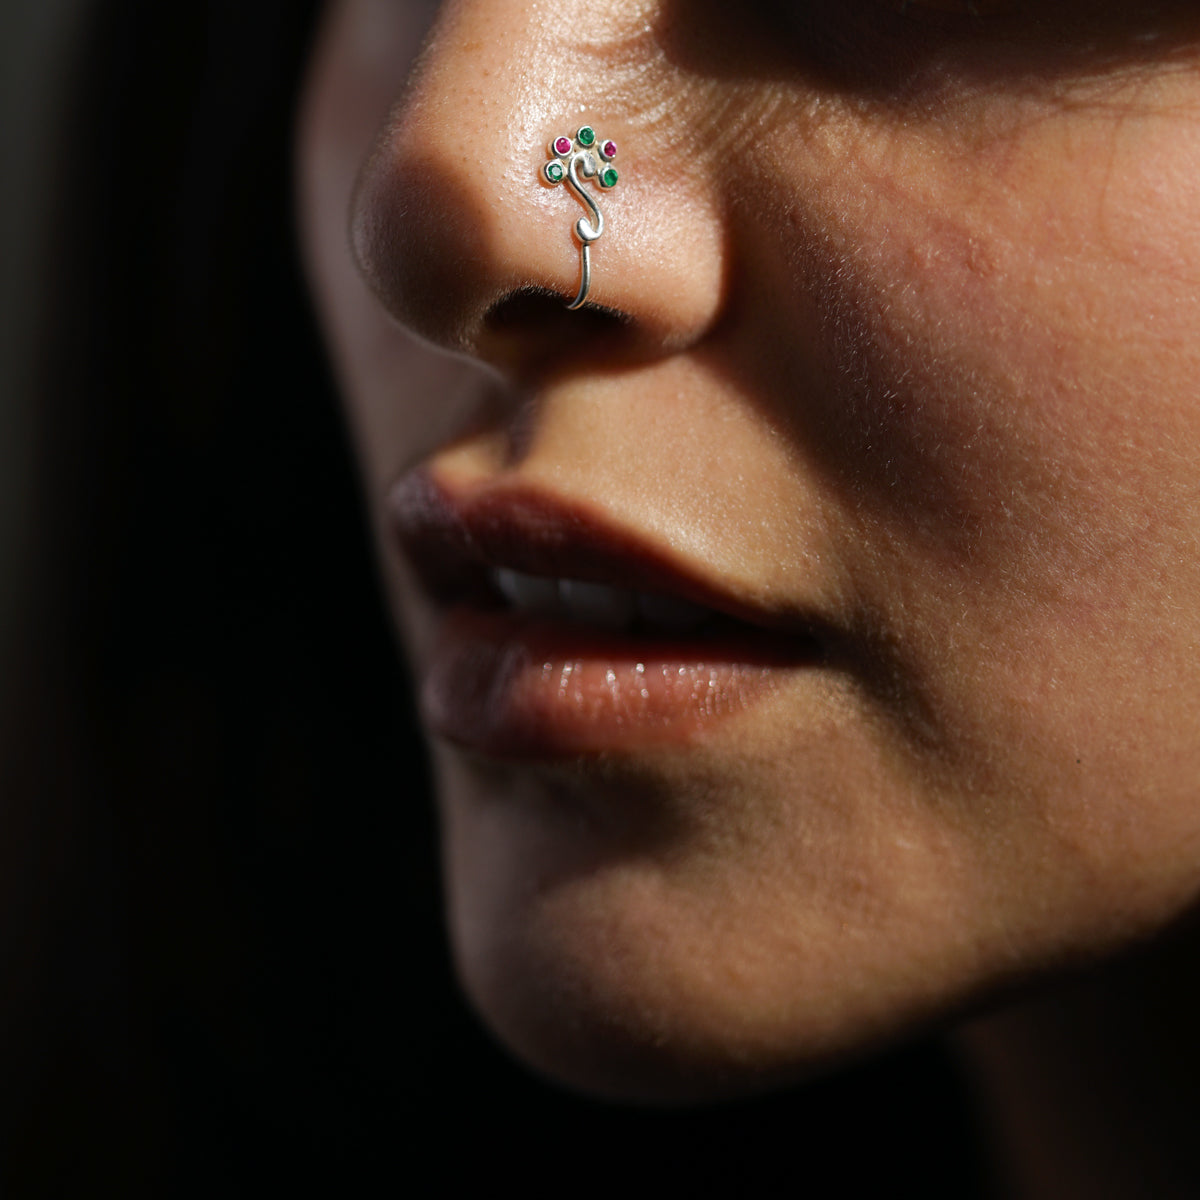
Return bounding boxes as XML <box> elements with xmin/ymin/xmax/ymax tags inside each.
<box><xmin>388</xmin><ymin>466</ymin><xmax>833</xmax><ymax>642</ymax></box>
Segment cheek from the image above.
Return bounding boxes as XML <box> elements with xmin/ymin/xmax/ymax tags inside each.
<box><xmin>732</xmin><ymin>90</ymin><xmax>1200</xmax><ymax>899</ymax></box>
<box><xmin>750</xmin><ymin>84</ymin><xmax>1200</xmax><ymax>600</ymax></box>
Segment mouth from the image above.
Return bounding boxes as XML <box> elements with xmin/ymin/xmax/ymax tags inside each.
<box><xmin>389</xmin><ymin>467</ymin><xmax>827</xmax><ymax>758</ymax></box>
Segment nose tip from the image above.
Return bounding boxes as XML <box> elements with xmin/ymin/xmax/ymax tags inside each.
<box><xmin>347</xmin><ymin>2</ymin><xmax>725</xmax><ymax>372</ymax></box>
<box><xmin>352</xmin><ymin>139</ymin><xmax>515</xmax><ymax>353</ymax></box>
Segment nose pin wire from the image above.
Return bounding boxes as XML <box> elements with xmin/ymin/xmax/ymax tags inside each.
<box><xmin>542</xmin><ymin>126</ymin><xmax>619</xmax><ymax>310</ymax></box>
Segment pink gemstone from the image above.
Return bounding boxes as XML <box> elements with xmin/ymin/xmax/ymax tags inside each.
<box><xmin>602</xmin><ymin>140</ymin><xmax>617</xmax><ymax>159</ymax></box>
<box><xmin>554</xmin><ymin>136</ymin><xmax>571</xmax><ymax>155</ymax></box>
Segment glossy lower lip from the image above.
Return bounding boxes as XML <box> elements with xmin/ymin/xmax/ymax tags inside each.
<box><xmin>420</xmin><ymin>607</ymin><xmax>815</xmax><ymax>759</ymax></box>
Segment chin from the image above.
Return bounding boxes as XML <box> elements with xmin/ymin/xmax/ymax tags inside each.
<box><xmin>432</xmin><ymin>746</ymin><xmax>989</xmax><ymax>1105</ymax></box>
<box><xmin>444</xmin><ymin>861</ymin><xmax>964</xmax><ymax>1106</ymax></box>
<box><xmin>446</xmin><ymin>876</ymin><xmax>816</xmax><ymax>1105</ymax></box>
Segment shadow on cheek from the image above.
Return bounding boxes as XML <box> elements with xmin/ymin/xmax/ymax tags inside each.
<box><xmin>654</xmin><ymin>0</ymin><xmax>1200</xmax><ymax>106</ymax></box>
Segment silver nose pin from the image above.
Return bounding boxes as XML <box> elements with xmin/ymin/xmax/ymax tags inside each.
<box><xmin>542</xmin><ymin>126</ymin><xmax>619</xmax><ymax>310</ymax></box>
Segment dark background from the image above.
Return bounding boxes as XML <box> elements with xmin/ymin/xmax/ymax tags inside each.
<box><xmin>4</xmin><ymin>1</ymin><xmax>994</xmax><ymax>1193</ymax></box>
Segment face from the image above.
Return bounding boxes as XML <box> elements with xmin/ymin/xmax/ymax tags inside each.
<box><xmin>299</xmin><ymin>0</ymin><xmax>1200</xmax><ymax>1099</ymax></box>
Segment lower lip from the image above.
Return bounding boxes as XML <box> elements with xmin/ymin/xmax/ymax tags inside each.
<box><xmin>419</xmin><ymin>608</ymin><xmax>806</xmax><ymax>758</ymax></box>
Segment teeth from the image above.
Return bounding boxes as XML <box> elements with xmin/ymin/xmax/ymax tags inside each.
<box><xmin>495</xmin><ymin>567</ymin><xmax>561</xmax><ymax>617</ymax></box>
<box><xmin>558</xmin><ymin>579</ymin><xmax>636</xmax><ymax>631</ymax></box>
<box><xmin>492</xmin><ymin>568</ymin><xmax>712</xmax><ymax>635</ymax></box>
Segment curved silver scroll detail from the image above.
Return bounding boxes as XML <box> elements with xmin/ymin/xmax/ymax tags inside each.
<box><xmin>565</xmin><ymin>151</ymin><xmax>602</xmax><ymax>309</ymax></box>
<box><xmin>567</xmin><ymin>151</ymin><xmax>604</xmax><ymax>244</ymax></box>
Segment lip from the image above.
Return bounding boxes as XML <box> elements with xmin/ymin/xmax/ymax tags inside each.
<box><xmin>389</xmin><ymin>467</ymin><xmax>826</xmax><ymax>758</ymax></box>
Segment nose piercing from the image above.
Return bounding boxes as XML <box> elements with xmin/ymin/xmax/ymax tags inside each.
<box><xmin>542</xmin><ymin>126</ymin><xmax>618</xmax><ymax>310</ymax></box>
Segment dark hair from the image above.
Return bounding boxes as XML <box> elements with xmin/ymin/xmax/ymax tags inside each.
<box><xmin>12</xmin><ymin>2</ymin><xmax>992</xmax><ymax>1194</ymax></box>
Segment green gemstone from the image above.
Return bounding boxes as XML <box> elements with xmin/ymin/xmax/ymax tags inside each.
<box><xmin>545</xmin><ymin>162</ymin><xmax>563</xmax><ymax>183</ymax></box>
<box><xmin>600</xmin><ymin>167</ymin><xmax>618</xmax><ymax>188</ymax></box>
<box><xmin>577</xmin><ymin>125</ymin><xmax>595</xmax><ymax>147</ymax></box>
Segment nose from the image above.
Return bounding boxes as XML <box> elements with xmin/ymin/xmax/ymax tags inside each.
<box><xmin>349</xmin><ymin>0</ymin><xmax>725</xmax><ymax>374</ymax></box>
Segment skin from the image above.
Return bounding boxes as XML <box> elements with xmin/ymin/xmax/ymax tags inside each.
<box><xmin>297</xmin><ymin>0</ymin><xmax>1200</xmax><ymax>1141</ymax></box>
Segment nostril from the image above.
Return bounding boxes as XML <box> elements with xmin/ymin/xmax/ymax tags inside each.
<box><xmin>479</xmin><ymin>287</ymin><xmax>634</xmax><ymax>372</ymax></box>
<box><xmin>484</xmin><ymin>287</ymin><xmax>630</xmax><ymax>335</ymax></box>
